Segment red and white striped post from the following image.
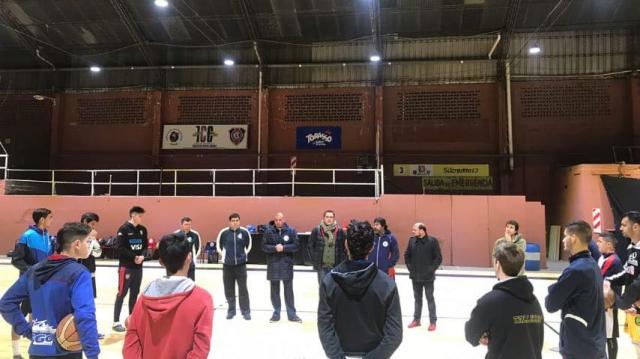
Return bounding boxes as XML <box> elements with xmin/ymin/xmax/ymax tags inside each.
<box><xmin>592</xmin><ymin>208</ymin><xmax>602</xmax><ymax>233</ymax></box>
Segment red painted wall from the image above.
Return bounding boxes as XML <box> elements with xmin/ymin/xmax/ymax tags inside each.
<box><xmin>0</xmin><ymin>194</ymin><xmax>546</xmax><ymax>268</ymax></box>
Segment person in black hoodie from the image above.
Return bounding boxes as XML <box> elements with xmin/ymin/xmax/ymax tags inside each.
<box><xmin>318</xmin><ymin>220</ymin><xmax>402</xmax><ymax>359</ymax></box>
<box><xmin>405</xmin><ymin>222</ymin><xmax>442</xmax><ymax>331</ymax></box>
<box><xmin>545</xmin><ymin>220</ymin><xmax>606</xmax><ymax>359</ymax></box>
<box><xmin>112</xmin><ymin>206</ymin><xmax>148</xmax><ymax>333</ymax></box>
<box><xmin>465</xmin><ymin>241</ymin><xmax>543</xmax><ymax>359</ymax></box>
<box><xmin>308</xmin><ymin>210</ymin><xmax>347</xmax><ymax>284</ymax></box>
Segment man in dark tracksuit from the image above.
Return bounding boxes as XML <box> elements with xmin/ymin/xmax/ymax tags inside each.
<box><xmin>308</xmin><ymin>210</ymin><xmax>346</xmax><ymax>284</ymax></box>
<box><xmin>216</xmin><ymin>213</ymin><xmax>252</xmax><ymax>320</ymax></box>
<box><xmin>465</xmin><ymin>241</ymin><xmax>544</xmax><ymax>359</ymax></box>
<box><xmin>405</xmin><ymin>222</ymin><xmax>442</xmax><ymax>331</ymax></box>
<box><xmin>262</xmin><ymin>212</ymin><xmax>302</xmax><ymax>323</ymax></box>
<box><xmin>113</xmin><ymin>206</ymin><xmax>148</xmax><ymax>333</ymax></box>
<box><xmin>175</xmin><ymin>216</ymin><xmax>202</xmax><ymax>281</ymax></box>
<box><xmin>10</xmin><ymin>208</ymin><xmax>54</xmax><ymax>359</ymax></box>
<box><xmin>368</xmin><ymin>217</ymin><xmax>400</xmax><ymax>279</ymax></box>
<box><xmin>605</xmin><ymin>210</ymin><xmax>640</xmax><ymax>356</ymax></box>
<box><xmin>318</xmin><ymin>220</ymin><xmax>402</xmax><ymax>359</ymax></box>
<box><xmin>545</xmin><ymin>220</ymin><xmax>606</xmax><ymax>359</ymax></box>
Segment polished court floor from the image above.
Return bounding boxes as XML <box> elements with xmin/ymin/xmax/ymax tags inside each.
<box><xmin>0</xmin><ymin>260</ymin><xmax>635</xmax><ymax>358</ymax></box>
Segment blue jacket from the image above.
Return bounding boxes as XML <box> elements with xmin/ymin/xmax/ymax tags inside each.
<box><xmin>217</xmin><ymin>226</ymin><xmax>252</xmax><ymax>266</ymax></box>
<box><xmin>11</xmin><ymin>225</ymin><xmax>54</xmax><ymax>275</ymax></box>
<box><xmin>367</xmin><ymin>231</ymin><xmax>400</xmax><ymax>274</ymax></box>
<box><xmin>0</xmin><ymin>255</ymin><xmax>100</xmax><ymax>359</ymax></box>
<box><xmin>545</xmin><ymin>250</ymin><xmax>606</xmax><ymax>359</ymax></box>
<box><xmin>262</xmin><ymin>222</ymin><xmax>298</xmax><ymax>281</ymax></box>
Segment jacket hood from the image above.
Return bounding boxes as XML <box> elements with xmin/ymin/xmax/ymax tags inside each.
<box><xmin>140</xmin><ymin>277</ymin><xmax>196</xmax><ymax>323</ymax></box>
<box><xmin>34</xmin><ymin>255</ymin><xmax>76</xmax><ymax>288</ymax></box>
<box><xmin>330</xmin><ymin>260</ymin><xmax>377</xmax><ymax>299</ymax></box>
<box><xmin>493</xmin><ymin>276</ymin><xmax>536</xmax><ymax>303</ymax></box>
<box><xmin>27</xmin><ymin>225</ymin><xmax>47</xmax><ymax>235</ymax></box>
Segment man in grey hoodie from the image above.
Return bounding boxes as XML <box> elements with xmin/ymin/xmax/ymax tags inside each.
<box><xmin>318</xmin><ymin>220</ymin><xmax>403</xmax><ymax>359</ymax></box>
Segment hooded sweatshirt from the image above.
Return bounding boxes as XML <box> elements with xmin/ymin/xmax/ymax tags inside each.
<box><xmin>0</xmin><ymin>255</ymin><xmax>99</xmax><ymax>358</ymax></box>
<box><xmin>465</xmin><ymin>276</ymin><xmax>544</xmax><ymax>359</ymax></box>
<box><xmin>318</xmin><ymin>260</ymin><xmax>402</xmax><ymax>359</ymax></box>
<box><xmin>123</xmin><ymin>276</ymin><xmax>213</xmax><ymax>359</ymax></box>
<box><xmin>11</xmin><ymin>225</ymin><xmax>54</xmax><ymax>274</ymax></box>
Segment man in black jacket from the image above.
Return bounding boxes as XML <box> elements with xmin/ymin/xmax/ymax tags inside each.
<box><xmin>308</xmin><ymin>210</ymin><xmax>346</xmax><ymax>284</ymax></box>
<box><xmin>465</xmin><ymin>241</ymin><xmax>544</xmax><ymax>359</ymax></box>
<box><xmin>318</xmin><ymin>220</ymin><xmax>402</xmax><ymax>359</ymax></box>
<box><xmin>405</xmin><ymin>222</ymin><xmax>442</xmax><ymax>331</ymax></box>
<box><xmin>112</xmin><ymin>206</ymin><xmax>148</xmax><ymax>333</ymax></box>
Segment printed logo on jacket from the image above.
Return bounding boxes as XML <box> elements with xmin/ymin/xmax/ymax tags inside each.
<box><xmin>296</xmin><ymin>127</ymin><xmax>341</xmax><ymax>149</ymax></box>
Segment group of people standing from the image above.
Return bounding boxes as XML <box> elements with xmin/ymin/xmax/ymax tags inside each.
<box><xmin>4</xmin><ymin>206</ymin><xmax>640</xmax><ymax>359</ymax></box>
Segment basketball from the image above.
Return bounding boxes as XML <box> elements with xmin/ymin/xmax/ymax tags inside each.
<box><xmin>56</xmin><ymin>314</ymin><xmax>82</xmax><ymax>352</ymax></box>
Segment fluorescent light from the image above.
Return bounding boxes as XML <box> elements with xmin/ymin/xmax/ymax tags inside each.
<box><xmin>370</xmin><ymin>55</ymin><xmax>381</xmax><ymax>62</ymax></box>
<box><xmin>154</xmin><ymin>0</ymin><xmax>169</xmax><ymax>8</ymax></box>
<box><xmin>33</xmin><ymin>95</ymin><xmax>45</xmax><ymax>101</ymax></box>
<box><xmin>89</xmin><ymin>66</ymin><xmax>101</xmax><ymax>73</ymax></box>
<box><xmin>529</xmin><ymin>45</ymin><xmax>541</xmax><ymax>55</ymax></box>
<box><xmin>224</xmin><ymin>59</ymin><xmax>235</xmax><ymax>66</ymax></box>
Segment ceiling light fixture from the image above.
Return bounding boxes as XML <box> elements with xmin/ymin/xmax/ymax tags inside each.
<box><xmin>89</xmin><ymin>66</ymin><xmax>101</xmax><ymax>73</ymax></box>
<box><xmin>529</xmin><ymin>44</ymin><xmax>541</xmax><ymax>55</ymax></box>
<box><xmin>224</xmin><ymin>59</ymin><xmax>235</xmax><ymax>66</ymax></box>
<box><xmin>370</xmin><ymin>55</ymin><xmax>381</xmax><ymax>62</ymax></box>
<box><xmin>154</xmin><ymin>0</ymin><xmax>169</xmax><ymax>8</ymax></box>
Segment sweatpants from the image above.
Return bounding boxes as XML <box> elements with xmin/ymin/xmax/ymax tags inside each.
<box><xmin>114</xmin><ymin>266</ymin><xmax>142</xmax><ymax>322</ymax></box>
<box><xmin>222</xmin><ymin>264</ymin><xmax>250</xmax><ymax>315</ymax></box>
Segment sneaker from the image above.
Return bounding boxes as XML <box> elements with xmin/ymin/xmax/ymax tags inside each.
<box><xmin>269</xmin><ymin>313</ymin><xmax>280</xmax><ymax>322</ymax></box>
<box><xmin>242</xmin><ymin>313</ymin><xmax>251</xmax><ymax>320</ymax></box>
<box><xmin>407</xmin><ymin>320</ymin><xmax>421</xmax><ymax>328</ymax></box>
<box><xmin>226</xmin><ymin>312</ymin><xmax>235</xmax><ymax>320</ymax></box>
<box><xmin>288</xmin><ymin>316</ymin><xmax>303</xmax><ymax>323</ymax></box>
<box><xmin>428</xmin><ymin>323</ymin><xmax>436</xmax><ymax>331</ymax></box>
<box><xmin>112</xmin><ymin>323</ymin><xmax>126</xmax><ymax>333</ymax></box>
<box><xmin>13</xmin><ymin>355</ymin><xmax>24</xmax><ymax>359</ymax></box>
<box><xmin>97</xmin><ymin>332</ymin><xmax>105</xmax><ymax>340</ymax></box>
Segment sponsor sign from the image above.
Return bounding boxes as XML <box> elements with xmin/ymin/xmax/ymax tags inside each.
<box><xmin>422</xmin><ymin>176</ymin><xmax>494</xmax><ymax>191</ymax></box>
<box><xmin>393</xmin><ymin>164</ymin><xmax>489</xmax><ymax>177</ymax></box>
<box><xmin>296</xmin><ymin>127</ymin><xmax>341</xmax><ymax>149</ymax></box>
<box><xmin>162</xmin><ymin>124</ymin><xmax>248</xmax><ymax>149</ymax></box>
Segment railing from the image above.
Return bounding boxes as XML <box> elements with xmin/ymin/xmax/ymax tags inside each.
<box><xmin>5</xmin><ymin>167</ymin><xmax>384</xmax><ymax>197</ymax></box>
<box><xmin>0</xmin><ymin>141</ymin><xmax>8</xmax><ymax>180</ymax></box>
<box><xmin>612</xmin><ymin>146</ymin><xmax>640</xmax><ymax>164</ymax></box>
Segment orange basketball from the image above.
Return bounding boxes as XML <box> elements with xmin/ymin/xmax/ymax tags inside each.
<box><xmin>56</xmin><ymin>314</ymin><xmax>82</xmax><ymax>352</ymax></box>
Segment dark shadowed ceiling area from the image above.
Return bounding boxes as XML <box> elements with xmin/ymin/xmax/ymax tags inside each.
<box><xmin>0</xmin><ymin>0</ymin><xmax>638</xmax><ymax>69</ymax></box>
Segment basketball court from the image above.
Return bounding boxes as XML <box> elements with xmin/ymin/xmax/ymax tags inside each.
<box><xmin>0</xmin><ymin>259</ymin><xmax>635</xmax><ymax>358</ymax></box>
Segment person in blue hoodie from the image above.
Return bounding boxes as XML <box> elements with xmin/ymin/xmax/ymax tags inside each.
<box><xmin>10</xmin><ymin>207</ymin><xmax>54</xmax><ymax>359</ymax></box>
<box><xmin>0</xmin><ymin>222</ymin><xmax>100</xmax><ymax>359</ymax></box>
<box><xmin>367</xmin><ymin>217</ymin><xmax>400</xmax><ymax>279</ymax></box>
<box><xmin>545</xmin><ymin>220</ymin><xmax>606</xmax><ymax>359</ymax></box>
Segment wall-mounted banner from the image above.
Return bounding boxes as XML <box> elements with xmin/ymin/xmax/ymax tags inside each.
<box><xmin>296</xmin><ymin>127</ymin><xmax>341</xmax><ymax>149</ymax></box>
<box><xmin>393</xmin><ymin>164</ymin><xmax>489</xmax><ymax>177</ymax></box>
<box><xmin>162</xmin><ymin>124</ymin><xmax>248</xmax><ymax>149</ymax></box>
<box><xmin>422</xmin><ymin>176</ymin><xmax>494</xmax><ymax>191</ymax></box>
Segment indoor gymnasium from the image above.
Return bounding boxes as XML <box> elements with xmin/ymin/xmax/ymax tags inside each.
<box><xmin>0</xmin><ymin>0</ymin><xmax>640</xmax><ymax>358</ymax></box>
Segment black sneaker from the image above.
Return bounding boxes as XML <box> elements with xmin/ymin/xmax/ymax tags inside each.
<box><xmin>288</xmin><ymin>316</ymin><xmax>302</xmax><ymax>323</ymax></box>
<box><xmin>112</xmin><ymin>323</ymin><xmax>126</xmax><ymax>333</ymax></box>
<box><xmin>269</xmin><ymin>313</ymin><xmax>280</xmax><ymax>322</ymax></box>
<box><xmin>242</xmin><ymin>313</ymin><xmax>251</xmax><ymax>320</ymax></box>
<box><xmin>13</xmin><ymin>355</ymin><xmax>24</xmax><ymax>359</ymax></box>
<box><xmin>226</xmin><ymin>312</ymin><xmax>235</xmax><ymax>320</ymax></box>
